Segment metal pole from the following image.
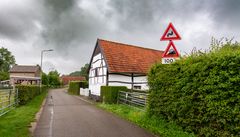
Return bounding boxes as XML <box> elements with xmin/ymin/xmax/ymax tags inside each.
<box><xmin>40</xmin><ymin>51</ymin><xmax>43</xmax><ymax>92</ymax></box>
<box><xmin>40</xmin><ymin>49</ymin><xmax>53</xmax><ymax>92</ymax></box>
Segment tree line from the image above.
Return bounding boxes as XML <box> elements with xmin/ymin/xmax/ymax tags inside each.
<box><xmin>0</xmin><ymin>46</ymin><xmax>89</xmax><ymax>86</ymax></box>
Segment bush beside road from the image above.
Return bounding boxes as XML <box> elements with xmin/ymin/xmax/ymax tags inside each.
<box><xmin>148</xmin><ymin>43</ymin><xmax>240</xmax><ymax>136</ymax></box>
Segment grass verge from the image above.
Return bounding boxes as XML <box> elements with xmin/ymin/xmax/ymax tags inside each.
<box><xmin>0</xmin><ymin>90</ymin><xmax>48</xmax><ymax>137</ymax></box>
<box><xmin>98</xmin><ymin>104</ymin><xmax>195</xmax><ymax>137</ymax></box>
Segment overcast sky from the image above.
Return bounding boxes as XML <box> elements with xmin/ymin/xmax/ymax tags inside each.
<box><xmin>0</xmin><ymin>0</ymin><xmax>240</xmax><ymax>74</ymax></box>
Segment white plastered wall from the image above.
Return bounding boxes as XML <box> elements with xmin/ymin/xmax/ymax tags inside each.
<box><xmin>89</xmin><ymin>53</ymin><xmax>107</xmax><ymax>96</ymax></box>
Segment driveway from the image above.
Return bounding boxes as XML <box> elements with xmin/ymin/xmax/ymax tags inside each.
<box><xmin>34</xmin><ymin>88</ymin><xmax>154</xmax><ymax>137</ymax></box>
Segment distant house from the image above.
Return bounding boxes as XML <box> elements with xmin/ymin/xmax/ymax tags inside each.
<box><xmin>9</xmin><ymin>65</ymin><xmax>41</xmax><ymax>85</ymax></box>
<box><xmin>60</xmin><ymin>75</ymin><xmax>86</xmax><ymax>85</ymax></box>
<box><xmin>88</xmin><ymin>39</ymin><xmax>163</xmax><ymax>98</ymax></box>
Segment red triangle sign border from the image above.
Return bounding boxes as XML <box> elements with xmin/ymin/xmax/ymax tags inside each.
<box><xmin>160</xmin><ymin>22</ymin><xmax>181</xmax><ymax>41</ymax></box>
<box><xmin>162</xmin><ymin>41</ymin><xmax>180</xmax><ymax>58</ymax></box>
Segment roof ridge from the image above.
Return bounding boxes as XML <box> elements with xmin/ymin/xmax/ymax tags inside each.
<box><xmin>98</xmin><ymin>39</ymin><xmax>164</xmax><ymax>52</ymax></box>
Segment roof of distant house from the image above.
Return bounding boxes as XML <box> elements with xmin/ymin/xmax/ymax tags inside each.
<box><xmin>60</xmin><ymin>76</ymin><xmax>86</xmax><ymax>84</ymax></box>
<box><xmin>93</xmin><ymin>39</ymin><xmax>164</xmax><ymax>74</ymax></box>
<box><xmin>9</xmin><ymin>65</ymin><xmax>41</xmax><ymax>73</ymax></box>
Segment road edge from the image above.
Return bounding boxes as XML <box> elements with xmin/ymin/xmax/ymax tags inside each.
<box><xmin>29</xmin><ymin>95</ymin><xmax>47</xmax><ymax>136</ymax></box>
<box><xmin>75</xmin><ymin>95</ymin><xmax>158</xmax><ymax>137</ymax></box>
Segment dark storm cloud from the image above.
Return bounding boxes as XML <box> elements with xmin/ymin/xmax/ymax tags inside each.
<box><xmin>208</xmin><ymin>0</ymin><xmax>240</xmax><ymax>28</ymax></box>
<box><xmin>37</xmin><ymin>0</ymin><xmax>240</xmax><ymax>73</ymax></box>
<box><xmin>108</xmin><ymin>0</ymin><xmax>210</xmax><ymax>31</ymax></box>
<box><xmin>0</xmin><ymin>1</ymin><xmax>42</xmax><ymax>40</ymax></box>
<box><xmin>1</xmin><ymin>0</ymin><xmax>240</xmax><ymax>74</ymax></box>
<box><xmin>33</xmin><ymin>0</ymin><xmax>240</xmax><ymax>52</ymax></box>
<box><xmin>40</xmin><ymin>0</ymin><xmax>107</xmax><ymax>53</ymax></box>
<box><xmin>45</xmin><ymin>0</ymin><xmax>75</xmax><ymax>15</ymax></box>
<box><xmin>108</xmin><ymin>0</ymin><xmax>240</xmax><ymax>31</ymax></box>
<box><xmin>1</xmin><ymin>0</ymin><xmax>239</xmax><ymax>45</ymax></box>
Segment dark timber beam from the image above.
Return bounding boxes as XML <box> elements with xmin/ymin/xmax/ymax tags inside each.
<box><xmin>106</xmin><ymin>71</ymin><xmax>109</xmax><ymax>86</ymax></box>
<box><xmin>108</xmin><ymin>81</ymin><xmax>147</xmax><ymax>84</ymax></box>
<box><xmin>131</xmin><ymin>73</ymin><xmax>134</xmax><ymax>91</ymax></box>
<box><xmin>109</xmin><ymin>72</ymin><xmax>146</xmax><ymax>77</ymax></box>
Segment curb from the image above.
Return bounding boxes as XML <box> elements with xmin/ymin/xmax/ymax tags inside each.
<box><xmin>75</xmin><ymin>95</ymin><xmax>94</xmax><ymax>104</ymax></box>
<box><xmin>29</xmin><ymin>97</ymin><xmax>47</xmax><ymax>136</ymax></box>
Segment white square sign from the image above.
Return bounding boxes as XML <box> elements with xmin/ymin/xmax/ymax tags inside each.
<box><xmin>162</xmin><ymin>57</ymin><xmax>179</xmax><ymax>64</ymax></box>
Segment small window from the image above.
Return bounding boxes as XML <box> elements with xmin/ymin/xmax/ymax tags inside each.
<box><xmin>133</xmin><ymin>86</ymin><xmax>141</xmax><ymax>90</ymax></box>
<box><xmin>94</xmin><ymin>68</ymin><xmax>98</xmax><ymax>76</ymax></box>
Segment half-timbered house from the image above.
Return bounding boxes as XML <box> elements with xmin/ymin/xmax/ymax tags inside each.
<box><xmin>88</xmin><ymin>39</ymin><xmax>163</xmax><ymax>98</ymax></box>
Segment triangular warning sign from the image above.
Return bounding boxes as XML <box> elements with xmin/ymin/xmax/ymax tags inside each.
<box><xmin>162</xmin><ymin>41</ymin><xmax>180</xmax><ymax>58</ymax></box>
<box><xmin>160</xmin><ymin>22</ymin><xmax>181</xmax><ymax>41</ymax></box>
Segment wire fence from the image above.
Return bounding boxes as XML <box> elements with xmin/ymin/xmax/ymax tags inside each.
<box><xmin>118</xmin><ymin>91</ymin><xmax>148</xmax><ymax>109</ymax></box>
<box><xmin>0</xmin><ymin>88</ymin><xmax>18</xmax><ymax>117</ymax></box>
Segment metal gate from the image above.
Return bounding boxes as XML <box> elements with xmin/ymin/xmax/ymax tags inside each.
<box><xmin>118</xmin><ymin>91</ymin><xmax>148</xmax><ymax>109</ymax></box>
<box><xmin>0</xmin><ymin>88</ymin><xmax>18</xmax><ymax>117</ymax></box>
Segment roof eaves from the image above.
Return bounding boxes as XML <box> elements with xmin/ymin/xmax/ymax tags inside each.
<box><xmin>97</xmin><ymin>39</ymin><xmax>111</xmax><ymax>73</ymax></box>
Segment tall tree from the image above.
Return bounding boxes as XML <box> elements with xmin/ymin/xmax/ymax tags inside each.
<box><xmin>41</xmin><ymin>70</ymin><xmax>61</xmax><ymax>87</ymax></box>
<box><xmin>48</xmin><ymin>70</ymin><xmax>61</xmax><ymax>87</ymax></box>
<box><xmin>79</xmin><ymin>63</ymin><xmax>89</xmax><ymax>80</ymax></box>
<box><xmin>41</xmin><ymin>72</ymin><xmax>49</xmax><ymax>86</ymax></box>
<box><xmin>0</xmin><ymin>47</ymin><xmax>15</xmax><ymax>80</ymax></box>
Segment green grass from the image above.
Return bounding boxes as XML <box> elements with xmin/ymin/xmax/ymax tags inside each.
<box><xmin>98</xmin><ymin>104</ymin><xmax>195</xmax><ymax>137</ymax></box>
<box><xmin>0</xmin><ymin>90</ymin><xmax>48</xmax><ymax>137</ymax></box>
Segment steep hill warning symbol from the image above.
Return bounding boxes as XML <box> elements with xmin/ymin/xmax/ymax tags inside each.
<box><xmin>160</xmin><ymin>22</ymin><xmax>181</xmax><ymax>41</ymax></box>
<box><xmin>162</xmin><ymin>41</ymin><xmax>179</xmax><ymax>58</ymax></box>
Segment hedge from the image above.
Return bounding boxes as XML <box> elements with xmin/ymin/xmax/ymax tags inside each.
<box><xmin>68</xmin><ymin>81</ymin><xmax>88</xmax><ymax>95</ymax></box>
<box><xmin>147</xmin><ymin>43</ymin><xmax>240</xmax><ymax>136</ymax></box>
<box><xmin>16</xmin><ymin>85</ymin><xmax>47</xmax><ymax>105</ymax></box>
<box><xmin>100</xmin><ymin>86</ymin><xmax>127</xmax><ymax>104</ymax></box>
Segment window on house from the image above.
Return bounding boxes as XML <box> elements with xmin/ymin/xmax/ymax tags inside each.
<box><xmin>94</xmin><ymin>68</ymin><xmax>98</xmax><ymax>77</ymax></box>
<box><xmin>133</xmin><ymin>86</ymin><xmax>141</xmax><ymax>90</ymax></box>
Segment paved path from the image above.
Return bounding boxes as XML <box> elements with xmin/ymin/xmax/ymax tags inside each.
<box><xmin>34</xmin><ymin>89</ymin><xmax>154</xmax><ymax>137</ymax></box>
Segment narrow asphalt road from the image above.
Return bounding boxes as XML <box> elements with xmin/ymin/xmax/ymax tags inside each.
<box><xmin>34</xmin><ymin>89</ymin><xmax>154</xmax><ymax>137</ymax></box>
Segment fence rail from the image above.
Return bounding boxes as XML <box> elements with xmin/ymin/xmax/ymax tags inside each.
<box><xmin>0</xmin><ymin>88</ymin><xmax>18</xmax><ymax>117</ymax></box>
<box><xmin>118</xmin><ymin>91</ymin><xmax>148</xmax><ymax>109</ymax></box>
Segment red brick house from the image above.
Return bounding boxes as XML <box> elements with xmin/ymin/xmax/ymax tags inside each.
<box><xmin>60</xmin><ymin>75</ymin><xmax>86</xmax><ymax>85</ymax></box>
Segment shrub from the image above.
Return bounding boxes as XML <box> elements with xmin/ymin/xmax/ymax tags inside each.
<box><xmin>100</xmin><ymin>86</ymin><xmax>127</xmax><ymax>104</ymax></box>
<box><xmin>16</xmin><ymin>85</ymin><xmax>47</xmax><ymax>105</ymax></box>
<box><xmin>68</xmin><ymin>81</ymin><xmax>88</xmax><ymax>95</ymax></box>
<box><xmin>147</xmin><ymin>43</ymin><xmax>240</xmax><ymax>136</ymax></box>
<box><xmin>79</xmin><ymin>81</ymin><xmax>88</xmax><ymax>88</ymax></box>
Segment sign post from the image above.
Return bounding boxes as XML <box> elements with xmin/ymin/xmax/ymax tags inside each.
<box><xmin>160</xmin><ymin>22</ymin><xmax>181</xmax><ymax>64</ymax></box>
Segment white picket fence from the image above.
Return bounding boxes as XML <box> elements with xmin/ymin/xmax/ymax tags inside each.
<box><xmin>80</xmin><ymin>88</ymin><xmax>89</xmax><ymax>96</ymax></box>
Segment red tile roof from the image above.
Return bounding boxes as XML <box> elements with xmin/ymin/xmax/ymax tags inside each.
<box><xmin>98</xmin><ymin>39</ymin><xmax>164</xmax><ymax>74</ymax></box>
<box><xmin>60</xmin><ymin>76</ymin><xmax>86</xmax><ymax>85</ymax></box>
